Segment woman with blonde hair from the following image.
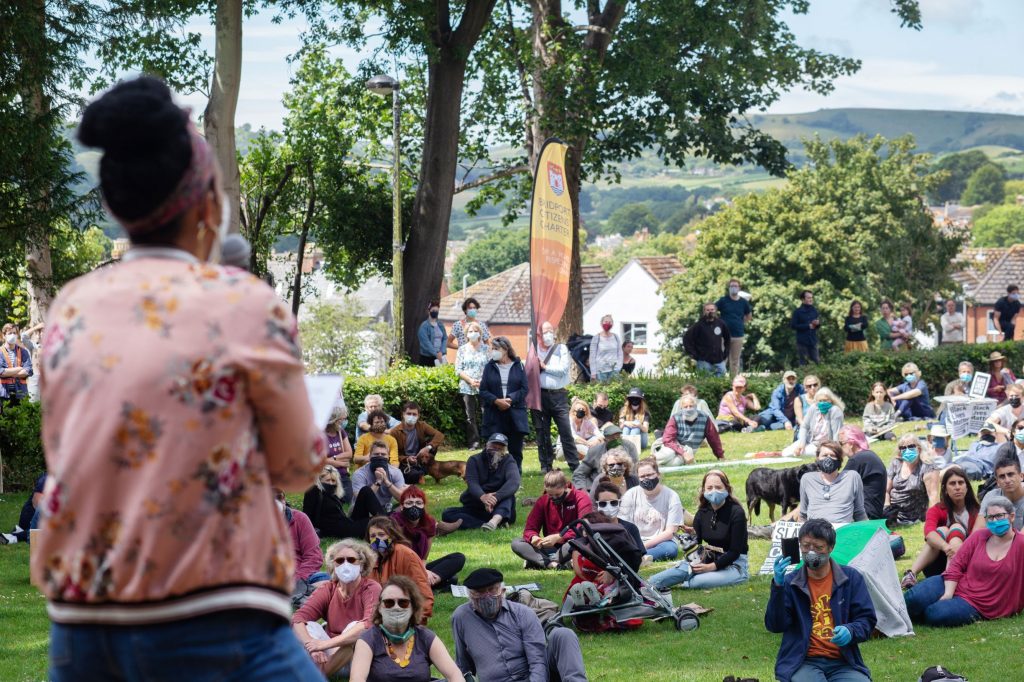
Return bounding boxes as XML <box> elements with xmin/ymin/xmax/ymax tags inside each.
<box><xmin>885</xmin><ymin>434</ymin><xmax>939</xmax><ymax>525</ymax></box>
<box><xmin>563</xmin><ymin>397</ymin><xmax>603</xmax><ymax>459</ymax></box>
<box><xmin>783</xmin><ymin>387</ymin><xmax>844</xmax><ymax>457</ymax></box>
<box><xmin>888</xmin><ymin>361</ymin><xmax>935</xmax><ymax>421</ymax></box>
<box><xmin>303</xmin><ymin>465</ymin><xmax>370</xmax><ymax>539</ymax></box>
<box><xmin>292</xmin><ymin>539</ymin><xmax>382</xmax><ymax>676</ymax></box>
<box><xmin>455</xmin><ymin>320</ymin><xmax>489</xmax><ymax>449</ymax></box>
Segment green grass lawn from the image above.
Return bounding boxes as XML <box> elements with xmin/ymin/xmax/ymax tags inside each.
<box><xmin>1</xmin><ymin>426</ymin><xmax>1021</xmax><ymax>681</ymax></box>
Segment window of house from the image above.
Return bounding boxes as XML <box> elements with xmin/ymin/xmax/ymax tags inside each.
<box><xmin>987</xmin><ymin>310</ymin><xmax>999</xmax><ymax>333</ymax></box>
<box><xmin>622</xmin><ymin>323</ymin><xmax>648</xmax><ymax>348</ymax></box>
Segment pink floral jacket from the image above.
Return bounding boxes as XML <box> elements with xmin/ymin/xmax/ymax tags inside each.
<box><xmin>32</xmin><ymin>254</ymin><xmax>326</xmax><ymax>626</ymax></box>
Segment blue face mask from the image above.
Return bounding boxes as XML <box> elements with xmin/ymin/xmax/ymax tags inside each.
<box><xmin>987</xmin><ymin>518</ymin><xmax>1011</xmax><ymax>536</ymax></box>
<box><xmin>341</xmin><ymin>419</ymin><xmax>349</xmax><ymax>430</ymax></box>
<box><xmin>1015</xmin><ymin>431</ymin><xmax>1024</xmax><ymax>444</ymax></box>
<box><xmin>817</xmin><ymin>401</ymin><xmax>832</xmax><ymax>415</ymax></box>
<box><xmin>901</xmin><ymin>448</ymin><xmax>919</xmax><ymax>463</ymax></box>
<box><xmin>704</xmin><ymin>490</ymin><xmax>729</xmax><ymax>507</ymax></box>
<box><xmin>960</xmin><ymin>373</ymin><xmax>973</xmax><ymax>383</ymax></box>
<box><xmin>904</xmin><ymin>374</ymin><xmax>917</xmax><ymax>383</ymax></box>
<box><xmin>932</xmin><ymin>437</ymin><xmax>946</xmax><ymax>450</ymax></box>
<box><xmin>371</xmin><ymin>537</ymin><xmax>392</xmax><ymax>554</ymax></box>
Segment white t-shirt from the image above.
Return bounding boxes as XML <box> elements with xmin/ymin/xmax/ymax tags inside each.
<box><xmin>620</xmin><ymin>485</ymin><xmax>685</xmax><ymax>540</ymax></box>
<box><xmin>990</xmin><ymin>404</ymin><xmax>1024</xmax><ymax>431</ymax></box>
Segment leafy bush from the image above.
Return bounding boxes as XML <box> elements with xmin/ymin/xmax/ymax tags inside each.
<box><xmin>0</xmin><ymin>401</ymin><xmax>44</xmax><ymax>492</ymax></box>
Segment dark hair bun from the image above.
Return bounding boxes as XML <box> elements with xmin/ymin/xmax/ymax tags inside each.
<box><xmin>78</xmin><ymin>76</ymin><xmax>193</xmax><ymax>223</ymax></box>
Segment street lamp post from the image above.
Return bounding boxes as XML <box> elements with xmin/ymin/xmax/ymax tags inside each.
<box><xmin>366</xmin><ymin>74</ymin><xmax>403</xmax><ymax>359</ymax></box>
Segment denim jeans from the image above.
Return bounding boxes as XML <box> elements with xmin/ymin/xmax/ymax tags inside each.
<box><xmin>50</xmin><ymin>610</ymin><xmax>323</xmax><ymax>682</ymax></box>
<box><xmin>645</xmin><ymin>539</ymin><xmax>679</xmax><ymax>561</ymax></box>
<box><xmin>791</xmin><ymin>657</ymin><xmax>870</xmax><ymax>682</ymax></box>
<box><xmin>695</xmin><ymin>360</ymin><xmax>726</xmax><ymax>377</ymax></box>
<box><xmin>650</xmin><ymin>554</ymin><xmax>749</xmax><ymax>590</ymax></box>
<box><xmin>903</xmin><ymin>574</ymin><xmax>982</xmax><ymax>627</ymax></box>
<box><xmin>595</xmin><ymin>370</ymin><xmax>617</xmax><ymax>382</ymax></box>
<box><xmin>621</xmin><ymin>426</ymin><xmax>648</xmax><ymax>449</ymax></box>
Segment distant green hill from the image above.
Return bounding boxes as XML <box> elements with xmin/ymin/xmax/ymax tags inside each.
<box><xmin>749</xmin><ymin>108</ymin><xmax>1024</xmax><ymax>156</ymax></box>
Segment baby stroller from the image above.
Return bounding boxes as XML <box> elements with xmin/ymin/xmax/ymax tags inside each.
<box><xmin>555</xmin><ymin>519</ymin><xmax>699</xmax><ymax>632</ymax></box>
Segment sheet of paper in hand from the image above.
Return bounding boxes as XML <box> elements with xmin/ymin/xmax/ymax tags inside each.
<box><xmin>304</xmin><ymin>375</ymin><xmax>344</xmax><ymax>430</ymax></box>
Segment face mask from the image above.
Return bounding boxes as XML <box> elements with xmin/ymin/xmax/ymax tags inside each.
<box><xmin>817</xmin><ymin>457</ymin><xmax>840</xmax><ymax>474</ymax></box>
<box><xmin>681</xmin><ymin>408</ymin><xmax>698</xmax><ymax>421</ymax></box>
<box><xmin>549</xmin><ymin>491</ymin><xmax>567</xmax><ymax>505</ymax></box>
<box><xmin>1012</xmin><ymin>294</ymin><xmax>1021</xmax><ymax>302</ymax></box>
<box><xmin>628</xmin><ymin>399</ymin><xmax>642</xmax><ymax>408</ymax></box>
<box><xmin>607</xmin><ymin>464</ymin><xmax>626</xmax><ymax>477</ymax></box>
<box><xmin>704</xmin><ymin>312</ymin><xmax>716</xmax><ymax>321</ymax></box>
<box><xmin>471</xmin><ymin>594</ymin><xmax>502</xmax><ymax>619</ymax></box>
<box><xmin>467</xmin><ymin>332</ymin><xmax>480</xmax><ymax>341</ymax></box>
<box><xmin>960</xmin><ymin>373</ymin><xmax>973</xmax><ymax>383</ymax></box>
<box><xmin>597</xmin><ymin>500</ymin><xmax>620</xmax><ymax>518</ymax></box>
<box><xmin>704</xmin><ymin>490</ymin><xmax>729</xmax><ymax>506</ymax></box>
<box><xmin>639</xmin><ymin>476</ymin><xmax>659</xmax><ymax>491</ymax></box>
<box><xmin>430</xmin><ymin>310</ymin><xmax>439</xmax><ymax>319</ymax></box>
<box><xmin>490</xmin><ymin>350</ymin><xmax>503</xmax><ymax>362</ymax></box>
<box><xmin>371</xmin><ymin>423</ymin><xmax>386</xmax><ymax>433</ymax></box>
<box><xmin>4</xmin><ymin>334</ymin><xmax>16</xmax><ymax>345</ymax></box>
<box><xmin>466</xmin><ymin>309</ymin><xmax>478</xmax><ymax>319</ymax></box>
<box><xmin>402</xmin><ymin>505</ymin><xmax>424</xmax><ymax>522</ymax></box>
<box><xmin>932</xmin><ymin>437</ymin><xmax>947</xmax><ymax>450</ymax></box>
<box><xmin>1011</xmin><ymin>397</ymin><xmax>1022</xmax><ymax>408</ymax></box>
<box><xmin>1015</xmin><ymin>431</ymin><xmax>1024</xmax><ymax>444</ymax></box>
<box><xmin>987</xmin><ymin>518</ymin><xmax>1011</xmax><ymax>536</ymax></box>
<box><xmin>803</xmin><ymin>550</ymin><xmax>830</xmax><ymax>570</ymax></box>
<box><xmin>335</xmin><ymin>561</ymin><xmax>361</xmax><ymax>583</ymax></box>
<box><xmin>487</xmin><ymin>448</ymin><xmax>507</xmax><ymax>461</ymax></box>
<box><xmin>901</xmin><ymin>448</ymin><xmax>919</xmax><ymax>463</ymax></box>
<box><xmin>601</xmin><ymin>322</ymin><xmax>613</xmax><ymax>332</ymax></box>
<box><xmin>543</xmin><ymin>332</ymin><xmax>555</xmax><ymax>345</ymax></box>
<box><xmin>728</xmin><ymin>285</ymin><xmax>739</xmax><ymax>296</ymax></box>
<box><xmin>370</xmin><ymin>457</ymin><xmax>389</xmax><ymax>471</ymax></box>
<box><xmin>575</xmin><ymin>409</ymin><xmax>586</xmax><ymax>418</ymax></box>
<box><xmin>341</xmin><ymin>419</ymin><xmax>348</xmax><ymax>430</ymax></box>
<box><xmin>981</xmin><ymin>433</ymin><xmax>996</xmax><ymax>443</ymax></box>
<box><xmin>380</xmin><ymin>606</ymin><xmax>413</xmax><ymax>633</ymax></box>
<box><xmin>904</xmin><ymin>374</ymin><xmax>917</xmax><ymax>383</ymax></box>
<box><xmin>404</xmin><ymin>414</ymin><xmax>418</xmax><ymax>426</ymax></box>
<box><xmin>276</xmin><ymin>500</ymin><xmax>286</xmax><ymax>513</ymax></box>
<box><xmin>371</xmin><ymin>537</ymin><xmax>391</xmax><ymax>554</ymax></box>
<box><xmin>817</xmin><ymin>401</ymin><xmax>832</xmax><ymax>415</ymax></box>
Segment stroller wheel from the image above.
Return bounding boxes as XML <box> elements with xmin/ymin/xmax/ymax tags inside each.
<box><xmin>674</xmin><ymin>606</ymin><xmax>699</xmax><ymax>632</ymax></box>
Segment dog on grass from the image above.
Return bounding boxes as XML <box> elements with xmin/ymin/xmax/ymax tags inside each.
<box><xmin>417</xmin><ymin>449</ymin><xmax>467</xmax><ymax>484</ymax></box>
<box><xmin>745</xmin><ymin>462</ymin><xmax>818</xmax><ymax>522</ymax></box>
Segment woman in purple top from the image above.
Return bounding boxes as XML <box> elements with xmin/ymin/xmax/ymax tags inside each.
<box><xmin>350</xmin><ymin>576</ymin><xmax>464</xmax><ymax>682</ymax></box>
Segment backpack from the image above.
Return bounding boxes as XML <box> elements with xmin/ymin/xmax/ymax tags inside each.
<box><xmin>918</xmin><ymin>665</ymin><xmax>967</xmax><ymax>682</ymax></box>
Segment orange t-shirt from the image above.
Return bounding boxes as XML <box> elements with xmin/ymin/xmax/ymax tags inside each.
<box><xmin>806</xmin><ymin>571</ymin><xmax>841</xmax><ymax>659</ymax></box>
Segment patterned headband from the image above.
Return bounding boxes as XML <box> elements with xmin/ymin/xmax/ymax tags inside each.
<box><xmin>108</xmin><ymin>113</ymin><xmax>217</xmax><ymax>236</ymax></box>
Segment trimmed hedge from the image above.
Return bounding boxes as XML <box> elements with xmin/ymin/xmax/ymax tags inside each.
<box><xmin>0</xmin><ymin>401</ymin><xmax>44</xmax><ymax>492</ymax></box>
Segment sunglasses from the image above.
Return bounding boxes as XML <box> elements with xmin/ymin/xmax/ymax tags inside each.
<box><xmin>597</xmin><ymin>500</ymin><xmax>620</xmax><ymax>509</ymax></box>
<box><xmin>334</xmin><ymin>556</ymin><xmax>360</xmax><ymax>564</ymax></box>
<box><xmin>897</xmin><ymin>445</ymin><xmax>917</xmax><ymax>452</ymax></box>
<box><xmin>805</xmin><ymin>383</ymin><xmax>819</xmax><ymax>388</ymax></box>
<box><xmin>381</xmin><ymin>598</ymin><xmax>411</xmax><ymax>609</ymax></box>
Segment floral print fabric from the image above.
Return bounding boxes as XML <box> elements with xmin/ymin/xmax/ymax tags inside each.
<box><xmin>33</xmin><ymin>258</ymin><xmax>325</xmax><ymax>624</ymax></box>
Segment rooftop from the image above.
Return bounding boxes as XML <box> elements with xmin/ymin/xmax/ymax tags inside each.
<box><xmin>634</xmin><ymin>255</ymin><xmax>685</xmax><ymax>285</ymax></box>
<box><xmin>439</xmin><ymin>262</ymin><xmax>532</xmax><ymax>325</ymax></box>
<box><xmin>969</xmin><ymin>245</ymin><xmax>1024</xmax><ymax>304</ymax></box>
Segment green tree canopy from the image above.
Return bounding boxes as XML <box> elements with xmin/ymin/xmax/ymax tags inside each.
<box><xmin>451</xmin><ymin>228</ymin><xmax>529</xmax><ymax>288</ymax></box>
<box><xmin>604</xmin><ymin>203</ymin><xmax>660</xmax><ymax>237</ymax></box>
<box><xmin>299</xmin><ymin>297</ymin><xmax>391</xmax><ymax>375</ymax></box>
<box><xmin>659</xmin><ymin>135</ymin><xmax>966</xmax><ymax>370</ymax></box>
<box><xmin>1005</xmin><ymin>180</ymin><xmax>1024</xmax><ymax>204</ymax></box>
<box><xmin>930</xmin><ymin>150</ymin><xmax>990</xmax><ymax>203</ymax></box>
<box><xmin>961</xmin><ymin>163</ymin><xmax>1007</xmax><ymax>205</ymax></box>
<box><xmin>972</xmin><ymin>204</ymin><xmax>1024</xmax><ymax>247</ymax></box>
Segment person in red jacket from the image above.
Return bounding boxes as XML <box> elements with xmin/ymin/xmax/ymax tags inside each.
<box><xmin>275</xmin><ymin>488</ymin><xmax>326</xmax><ymax>605</ymax></box>
<box><xmin>510</xmin><ymin>470</ymin><xmax>592</xmax><ymax>569</ymax></box>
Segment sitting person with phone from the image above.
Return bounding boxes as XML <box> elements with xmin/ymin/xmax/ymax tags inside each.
<box><xmin>765</xmin><ymin>518</ymin><xmax>877</xmax><ymax>682</ymax></box>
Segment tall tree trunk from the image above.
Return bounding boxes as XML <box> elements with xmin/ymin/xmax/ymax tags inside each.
<box><xmin>23</xmin><ymin>0</ymin><xmax>54</xmax><ymax>326</ymax></box>
<box><xmin>402</xmin><ymin>0</ymin><xmax>497</xmax><ymax>357</ymax></box>
<box><xmin>204</xmin><ymin>0</ymin><xmax>242</xmax><ymax>234</ymax></box>
<box><xmin>292</xmin><ymin>159</ymin><xmax>316</xmax><ymax>316</ymax></box>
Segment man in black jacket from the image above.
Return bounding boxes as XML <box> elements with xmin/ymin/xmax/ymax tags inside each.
<box><xmin>683</xmin><ymin>302</ymin><xmax>731</xmax><ymax>377</ymax></box>
<box><xmin>441</xmin><ymin>433</ymin><xmax>521</xmax><ymax>531</ymax></box>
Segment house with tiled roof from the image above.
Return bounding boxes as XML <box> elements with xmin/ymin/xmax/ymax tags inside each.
<box><xmin>583</xmin><ymin>255</ymin><xmax>685</xmax><ymax>372</ymax></box>
<box><xmin>963</xmin><ymin>244</ymin><xmax>1024</xmax><ymax>342</ymax></box>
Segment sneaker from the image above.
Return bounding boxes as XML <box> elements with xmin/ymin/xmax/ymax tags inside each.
<box><xmin>640</xmin><ymin>554</ymin><xmax>654</xmax><ymax>568</ymax></box>
<box><xmin>546</xmin><ymin>560</ymin><xmax>560</xmax><ymax>570</ymax></box>
<box><xmin>900</xmin><ymin>570</ymin><xmax>917</xmax><ymax>590</ymax></box>
<box><xmin>568</xmin><ymin>581</ymin><xmax>601</xmax><ymax>610</ymax></box>
<box><xmin>481</xmin><ymin>521</ymin><xmax>498</xmax><ymax>532</ymax></box>
<box><xmin>0</xmin><ymin>533</ymin><xmax>15</xmax><ymax>545</ymax></box>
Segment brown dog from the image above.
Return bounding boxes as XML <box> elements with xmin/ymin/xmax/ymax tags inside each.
<box><xmin>417</xmin><ymin>449</ymin><xmax>467</xmax><ymax>484</ymax></box>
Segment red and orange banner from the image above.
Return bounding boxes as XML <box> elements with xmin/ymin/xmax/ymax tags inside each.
<box><xmin>526</xmin><ymin>139</ymin><xmax>573</xmax><ymax>410</ymax></box>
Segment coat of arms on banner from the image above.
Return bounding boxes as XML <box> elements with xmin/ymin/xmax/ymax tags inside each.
<box><xmin>547</xmin><ymin>161</ymin><xmax>564</xmax><ymax>196</ymax></box>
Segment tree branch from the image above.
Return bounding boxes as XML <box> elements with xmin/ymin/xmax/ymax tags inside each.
<box><xmin>451</xmin><ymin>0</ymin><xmax>499</xmax><ymax>49</ymax></box>
<box><xmin>255</xmin><ymin>162</ymin><xmax>296</xmax><ymax>231</ymax></box>
<box><xmin>453</xmin><ymin>164</ymin><xmax>529</xmax><ymax>193</ymax></box>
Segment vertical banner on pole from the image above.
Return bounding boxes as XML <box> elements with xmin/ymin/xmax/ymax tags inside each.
<box><xmin>526</xmin><ymin>139</ymin><xmax>573</xmax><ymax>410</ymax></box>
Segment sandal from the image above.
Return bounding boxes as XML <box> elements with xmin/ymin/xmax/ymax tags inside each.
<box><xmin>900</xmin><ymin>570</ymin><xmax>917</xmax><ymax>589</ymax></box>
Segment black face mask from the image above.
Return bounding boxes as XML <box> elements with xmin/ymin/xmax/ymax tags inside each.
<box><xmin>817</xmin><ymin>457</ymin><xmax>840</xmax><ymax>474</ymax></box>
<box><xmin>549</xmin><ymin>492</ymin><xmax>567</xmax><ymax>505</ymax></box>
<box><xmin>430</xmin><ymin>310</ymin><xmax>439</xmax><ymax>319</ymax></box>
<box><xmin>402</xmin><ymin>506</ymin><xmax>424</xmax><ymax>522</ymax></box>
<box><xmin>575</xmin><ymin>409</ymin><xmax>586</xmax><ymax>418</ymax></box>
<box><xmin>639</xmin><ymin>477</ymin><xmax>659</xmax><ymax>491</ymax></box>
<box><xmin>1011</xmin><ymin>397</ymin><xmax>1022</xmax><ymax>408</ymax></box>
<box><xmin>628</xmin><ymin>400</ymin><xmax>641</xmax><ymax>409</ymax></box>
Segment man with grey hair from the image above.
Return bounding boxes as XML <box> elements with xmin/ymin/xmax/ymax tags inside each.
<box><xmin>355</xmin><ymin>393</ymin><xmax>399</xmax><ymax>439</ymax></box>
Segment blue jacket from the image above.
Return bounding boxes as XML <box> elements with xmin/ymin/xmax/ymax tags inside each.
<box><xmin>479</xmin><ymin>359</ymin><xmax>530</xmax><ymax>436</ymax></box>
<box><xmin>417</xmin><ymin>319</ymin><xmax>447</xmax><ymax>359</ymax></box>
<box><xmin>765</xmin><ymin>561</ymin><xmax>877</xmax><ymax>682</ymax></box>
<box><xmin>762</xmin><ymin>382</ymin><xmax>805</xmax><ymax>425</ymax></box>
<box><xmin>790</xmin><ymin>304</ymin><xmax>820</xmax><ymax>347</ymax></box>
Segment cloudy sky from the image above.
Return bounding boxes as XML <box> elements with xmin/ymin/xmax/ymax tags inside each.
<box><xmin>173</xmin><ymin>0</ymin><xmax>1024</xmax><ymax>131</ymax></box>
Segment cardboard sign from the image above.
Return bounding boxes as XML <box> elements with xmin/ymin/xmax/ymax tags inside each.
<box><xmin>969</xmin><ymin>372</ymin><xmax>991</xmax><ymax>400</ymax></box>
<box><xmin>938</xmin><ymin>397</ymin><xmax>997</xmax><ymax>439</ymax></box>
<box><xmin>758</xmin><ymin>521</ymin><xmax>804</xmax><ymax>575</ymax></box>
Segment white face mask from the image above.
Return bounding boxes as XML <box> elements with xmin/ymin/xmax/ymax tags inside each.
<box><xmin>467</xmin><ymin>331</ymin><xmax>480</xmax><ymax>341</ymax></box>
<box><xmin>334</xmin><ymin>561</ymin><xmax>361</xmax><ymax>584</ymax></box>
<box><xmin>490</xmin><ymin>350</ymin><xmax>503</xmax><ymax>362</ymax></box>
<box><xmin>4</xmin><ymin>334</ymin><xmax>16</xmax><ymax>346</ymax></box>
<box><xmin>275</xmin><ymin>500</ymin><xmax>286</xmax><ymax>513</ymax></box>
<box><xmin>542</xmin><ymin>332</ymin><xmax>555</xmax><ymax>345</ymax></box>
<box><xmin>404</xmin><ymin>414</ymin><xmax>418</xmax><ymax>426</ymax></box>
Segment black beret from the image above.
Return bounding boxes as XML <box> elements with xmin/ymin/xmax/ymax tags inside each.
<box><xmin>463</xmin><ymin>567</ymin><xmax>504</xmax><ymax>590</ymax></box>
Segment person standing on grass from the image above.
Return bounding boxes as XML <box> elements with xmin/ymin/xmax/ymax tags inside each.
<box><xmin>34</xmin><ymin>76</ymin><xmax>326</xmax><ymax>680</ymax></box>
<box><xmin>479</xmin><ymin>336</ymin><xmax>529</xmax><ymax>470</ymax></box>
<box><xmin>416</xmin><ymin>300</ymin><xmax>447</xmax><ymax>367</ymax></box>
<box><xmin>683</xmin><ymin>302</ymin><xmax>731</xmax><ymax>376</ymax></box>
<box><xmin>940</xmin><ymin>298</ymin><xmax>965</xmax><ymax>344</ymax></box>
<box><xmin>531</xmin><ymin>321</ymin><xmax>579</xmax><ymax>473</ymax></box>
<box><xmin>455</xmin><ymin>321</ymin><xmax>489</xmax><ymax>449</ymax></box>
<box><xmin>590</xmin><ymin>314</ymin><xmax>623</xmax><ymax>382</ymax></box>
<box><xmin>716</xmin><ymin>278</ymin><xmax>753</xmax><ymax>375</ymax></box>
<box><xmin>790</xmin><ymin>290</ymin><xmax>821</xmax><ymax>365</ymax></box>
<box><xmin>766</xmin><ymin>519</ymin><xmax>877</xmax><ymax>682</ymax></box>
<box><xmin>842</xmin><ymin>300</ymin><xmax>869</xmax><ymax>353</ymax></box>
<box><xmin>448</xmin><ymin>296</ymin><xmax>490</xmax><ymax>349</ymax></box>
<box><xmin>0</xmin><ymin>322</ymin><xmax>33</xmax><ymax>405</ymax></box>
<box><xmin>994</xmin><ymin>284</ymin><xmax>1022</xmax><ymax>341</ymax></box>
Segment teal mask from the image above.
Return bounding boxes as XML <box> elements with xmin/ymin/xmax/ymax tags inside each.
<box><xmin>904</xmin><ymin>374</ymin><xmax>917</xmax><ymax>383</ymax></box>
<box><xmin>900</xmin><ymin>448</ymin><xmax>919</xmax><ymax>463</ymax></box>
<box><xmin>817</xmin><ymin>401</ymin><xmax>832</xmax><ymax>415</ymax></box>
<box><xmin>987</xmin><ymin>518</ymin><xmax>1011</xmax><ymax>536</ymax></box>
<box><xmin>960</xmin><ymin>373</ymin><xmax>973</xmax><ymax>383</ymax></box>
